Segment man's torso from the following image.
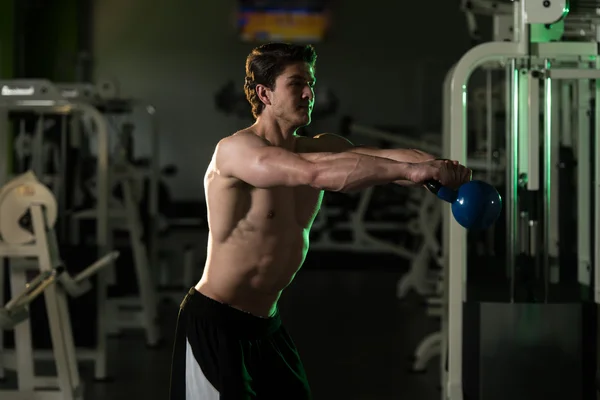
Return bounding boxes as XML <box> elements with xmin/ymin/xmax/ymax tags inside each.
<box><xmin>196</xmin><ymin>132</ymin><xmax>327</xmax><ymax>316</ymax></box>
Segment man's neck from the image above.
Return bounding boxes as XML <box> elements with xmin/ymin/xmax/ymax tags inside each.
<box><xmin>252</xmin><ymin>116</ymin><xmax>297</xmax><ymax>148</ymax></box>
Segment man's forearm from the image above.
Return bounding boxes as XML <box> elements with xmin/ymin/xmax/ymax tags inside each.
<box><xmin>300</xmin><ymin>151</ymin><xmax>415</xmax><ymax>192</ymax></box>
<box><xmin>347</xmin><ymin>147</ymin><xmax>436</xmax><ymax>186</ymax></box>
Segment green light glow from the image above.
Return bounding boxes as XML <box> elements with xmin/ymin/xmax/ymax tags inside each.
<box><xmin>511</xmin><ymin>67</ymin><xmax>520</xmax><ymax>268</ymax></box>
<box><xmin>512</xmin><ymin>68</ymin><xmax>520</xmax><ymax>182</ymax></box>
<box><xmin>544</xmin><ymin>70</ymin><xmax>552</xmax><ymax>257</ymax></box>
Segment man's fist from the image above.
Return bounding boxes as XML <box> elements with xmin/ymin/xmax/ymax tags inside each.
<box><xmin>409</xmin><ymin>159</ymin><xmax>472</xmax><ymax>190</ymax></box>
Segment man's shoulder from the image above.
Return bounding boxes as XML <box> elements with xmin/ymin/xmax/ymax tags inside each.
<box><xmin>218</xmin><ymin>129</ymin><xmax>268</xmax><ymax>152</ymax></box>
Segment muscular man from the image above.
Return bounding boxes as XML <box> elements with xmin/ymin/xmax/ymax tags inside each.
<box><xmin>170</xmin><ymin>43</ymin><xmax>471</xmax><ymax>400</ymax></box>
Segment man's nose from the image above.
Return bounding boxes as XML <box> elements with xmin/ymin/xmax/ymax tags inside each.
<box><xmin>302</xmin><ymin>86</ymin><xmax>314</xmax><ymax>102</ymax></box>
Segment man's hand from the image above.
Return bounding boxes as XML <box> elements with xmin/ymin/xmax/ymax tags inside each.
<box><xmin>408</xmin><ymin>159</ymin><xmax>472</xmax><ymax>190</ymax></box>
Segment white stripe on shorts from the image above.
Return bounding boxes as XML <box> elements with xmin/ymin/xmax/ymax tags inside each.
<box><xmin>186</xmin><ymin>338</ymin><xmax>219</xmax><ymax>399</ymax></box>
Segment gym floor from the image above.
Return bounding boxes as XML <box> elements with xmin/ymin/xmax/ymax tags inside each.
<box><xmin>1</xmin><ymin>252</ymin><xmax>440</xmax><ymax>400</ymax></box>
<box><xmin>82</xmin><ymin>252</ymin><xmax>440</xmax><ymax>400</ymax></box>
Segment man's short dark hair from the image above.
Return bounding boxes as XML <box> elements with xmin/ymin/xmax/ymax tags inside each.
<box><xmin>244</xmin><ymin>43</ymin><xmax>317</xmax><ymax>118</ymax></box>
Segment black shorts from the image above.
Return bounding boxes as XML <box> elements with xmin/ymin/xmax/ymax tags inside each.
<box><xmin>169</xmin><ymin>288</ymin><xmax>312</xmax><ymax>400</ymax></box>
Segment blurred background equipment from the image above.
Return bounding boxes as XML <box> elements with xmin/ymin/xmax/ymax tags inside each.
<box><xmin>0</xmin><ymin>0</ymin><xmax>599</xmax><ymax>399</ymax></box>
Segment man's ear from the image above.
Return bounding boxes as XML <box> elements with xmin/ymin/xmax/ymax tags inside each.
<box><xmin>256</xmin><ymin>84</ymin><xmax>272</xmax><ymax>107</ymax></box>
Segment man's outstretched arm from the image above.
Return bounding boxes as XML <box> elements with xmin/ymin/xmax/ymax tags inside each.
<box><xmin>214</xmin><ymin>132</ymin><xmax>445</xmax><ymax>192</ymax></box>
<box><xmin>312</xmin><ymin>133</ymin><xmax>438</xmax><ymax>186</ymax></box>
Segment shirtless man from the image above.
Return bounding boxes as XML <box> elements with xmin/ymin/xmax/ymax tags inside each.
<box><xmin>169</xmin><ymin>43</ymin><xmax>471</xmax><ymax>400</ymax></box>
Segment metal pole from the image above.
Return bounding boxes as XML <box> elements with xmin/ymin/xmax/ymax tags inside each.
<box><xmin>485</xmin><ymin>68</ymin><xmax>493</xmax><ymax>183</ymax></box>
<box><xmin>506</xmin><ymin>60</ymin><xmax>518</xmax><ymax>285</ymax></box>
<box><xmin>446</xmin><ymin>41</ymin><xmax>524</xmax><ymax>400</ymax></box>
<box><xmin>32</xmin><ymin>114</ymin><xmax>44</xmax><ymax>177</ymax></box>
<box><xmin>595</xmin><ymin>58</ymin><xmax>600</xmax><ymax>303</ymax></box>
<box><xmin>73</xmin><ymin>102</ymin><xmax>111</xmax><ymax>379</ymax></box>
<box><xmin>147</xmin><ymin>105</ymin><xmax>160</xmax><ymax>281</ymax></box>
<box><xmin>548</xmin><ymin>72</ymin><xmax>561</xmax><ymax>284</ymax></box>
<box><xmin>59</xmin><ymin>115</ymin><xmax>68</xmax><ymax>242</ymax></box>
<box><xmin>543</xmin><ymin>64</ymin><xmax>553</xmax><ymax>296</ymax></box>
<box><xmin>0</xmin><ymin>108</ymin><xmax>8</xmax><ymax>185</ymax></box>
<box><xmin>576</xmin><ymin>78</ymin><xmax>592</xmax><ymax>287</ymax></box>
<box><xmin>440</xmin><ymin>62</ymin><xmax>456</xmax><ymax>400</ymax></box>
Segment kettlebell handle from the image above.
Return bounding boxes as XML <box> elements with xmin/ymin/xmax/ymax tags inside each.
<box><xmin>425</xmin><ymin>180</ymin><xmax>442</xmax><ymax>194</ymax></box>
<box><xmin>425</xmin><ymin>180</ymin><xmax>457</xmax><ymax>204</ymax></box>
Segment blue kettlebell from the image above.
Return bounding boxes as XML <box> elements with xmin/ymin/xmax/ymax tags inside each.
<box><xmin>426</xmin><ymin>180</ymin><xmax>502</xmax><ymax>231</ymax></box>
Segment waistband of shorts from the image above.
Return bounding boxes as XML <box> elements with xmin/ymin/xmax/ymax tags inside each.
<box><xmin>180</xmin><ymin>287</ymin><xmax>282</xmax><ymax>337</ymax></box>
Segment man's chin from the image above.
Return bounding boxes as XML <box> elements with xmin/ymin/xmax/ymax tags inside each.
<box><xmin>297</xmin><ymin>113</ymin><xmax>311</xmax><ymax>126</ymax></box>
<box><xmin>286</xmin><ymin>112</ymin><xmax>311</xmax><ymax>130</ymax></box>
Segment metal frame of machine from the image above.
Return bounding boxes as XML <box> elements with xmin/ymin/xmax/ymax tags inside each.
<box><xmin>0</xmin><ymin>172</ymin><xmax>117</xmax><ymax>400</ymax></box>
<box><xmin>0</xmin><ymin>79</ymin><xmax>163</xmax><ymax>380</ymax></box>
<box><xmin>443</xmin><ymin>0</ymin><xmax>600</xmax><ymax>398</ymax></box>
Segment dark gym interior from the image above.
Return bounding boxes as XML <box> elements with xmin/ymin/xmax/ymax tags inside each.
<box><xmin>1</xmin><ymin>1</ymin><xmax>599</xmax><ymax>399</ymax></box>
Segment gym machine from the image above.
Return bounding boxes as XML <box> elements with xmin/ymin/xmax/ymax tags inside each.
<box><xmin>340</xmin><ymin>114</ymin><xmax>505</xmax><ymax>375</ymax></box>
<box><xmin>408</xmin><ymin>59</ymin><xmax>505</xmax><ymax>376</ymax></box>
<box><xmin>0</xmin><ymin>171</ymin><xmax>118</xmax><ymax>400</ymax></box>
<box><xmin>0</xmin><ymin>79</ymin><xmax>115</xmax><ymax>380</ymax></box>
<box><xmin>442</xmin><ymin>0</ymin><xmax>600</xmax><ymax>399</ymax></box>
<box><xmin>56</xmin><ymin>82</ymin><xmax>162</xmax><ymax>347</ymax></box>
<box><xmin>0</xmin><ymin>269</ymin><xmax>61</xmax><ymax>331</ymax></box>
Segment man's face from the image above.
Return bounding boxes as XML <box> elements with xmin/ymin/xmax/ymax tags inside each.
<box><xmin>268</xmin><ymin>62</ymin><xmax>315</xmax><ymax>128</ymax></box>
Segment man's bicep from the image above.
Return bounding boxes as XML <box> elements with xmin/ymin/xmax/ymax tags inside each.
<box><xmin>216</xmin><ymin>135</ymin><xmax>314</xmax><ymax>188</ymax></box>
